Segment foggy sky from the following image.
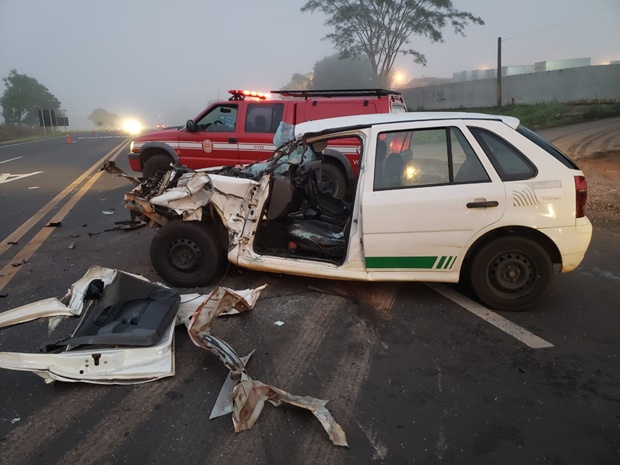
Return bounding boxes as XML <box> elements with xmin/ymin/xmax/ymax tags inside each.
<box><xmin>1</xmin><ymin>0</ymin><xmax>618</xmax><ymax>129</ymax></box>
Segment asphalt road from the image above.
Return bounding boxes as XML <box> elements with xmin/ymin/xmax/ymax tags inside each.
<box><xmin>0</xmin><ymin>125</ymin><xmax>618</xmax><ymax>465</ymax></box>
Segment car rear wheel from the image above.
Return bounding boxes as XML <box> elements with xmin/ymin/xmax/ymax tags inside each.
<box><xmin>143</xmin><ymin>154</ymin><xmax>173</xmax><ymax>179</ymax></box>
<box><xmin>320</xmin><ymin>163</ymin><xmax>347</xmax><ymax>200</ymax></box>
<box><xmin>150</xmin><ymin>220</ymin><xmax>222</xmax><ymax>287</ymax></box>
<box><xmin>469</xmin><ymin>236</ymin><xmax>553</xmax><ymax>311</ymax></box>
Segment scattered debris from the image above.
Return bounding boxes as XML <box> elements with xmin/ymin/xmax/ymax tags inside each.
<box><xmin>11</xmin><ymin>417</ymin><xmax>20</xmax><ymax>424</ymax></box>
<box><xmin>7</xmin><ymin>241</ymin><xmax>18</xmax><ymax>245</ymax></box>
<box><xmin>101</xmin><ymin>209</ymin><xmax>115</xmax><ymax>215</ymax></box>
<box><xmin>100</xmin><ymin>160</ymin><xmax>141</xmax><ymax>186</ymax></box>
<box><xmin>68</xmin><ymin>242</ymin><xmax>76</xmax><ymax>250</ymax></box>
<box><xmin>112</xmin><ymin>219</ymin><xmax>146</xmax><ymax>231</ymax></box>
<box><xmin>11</xmin><ymin>259</ymin><xmax>29</xmax><ymax>268</ymax></box>
<box><xmin>0</xmin><ymin>292</ymin><xmax>8</xmax><ymax>298</ymax></box>
<box><xmin>45</xmin><ymin>221</ymin><xmax>62</xmax><ymax>228</ymax></box>
<box><xmin>70</xmin><ymin>234</ymin><xmax>80</xmax><ymax>239</ymax></box>
<box><xmin>274</xmin><ymin>320</ymin><xmax>284</xmax><ymax>326</ymax></box>
<box><xmin>28</xmin><ymin>186</ymin><xmax>39</xmax><ymax>190</ymax></box>
<box><xmin>0</xmin><ymin>267</ymin><xmax>347</xmax><ymax>447</ymax></box>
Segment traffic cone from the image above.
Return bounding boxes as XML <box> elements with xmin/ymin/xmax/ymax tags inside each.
<box><xmin>66</xmin><ymin>134</ymin><xmax>72</xmax><ymax>144</ymax></box>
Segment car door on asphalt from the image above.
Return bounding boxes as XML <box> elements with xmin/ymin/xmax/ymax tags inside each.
<box><xmin>361</xmin><ymin>121</ymin><xmax>506</xmax><ymax>273</ymax></box>
<box><xmin>180</xmin><ymin>104</ymin><xmax>240</xmax><ymax>168</ymax></box>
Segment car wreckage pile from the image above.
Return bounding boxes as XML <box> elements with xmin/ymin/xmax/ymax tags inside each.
<box><xmin>0</xmin><ymin>266</ymin><xmax>348</xmax><ymax>447</ymax></box>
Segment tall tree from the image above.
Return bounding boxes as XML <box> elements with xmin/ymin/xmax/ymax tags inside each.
<box><xmin>87</xmin><ymin>108</ymin><xmax>119</xmax><ymax>129</ymax></box>
<box><xmin>311</xmin><ymin>54</ymin><xmax>377</xmax><ymax>89</ymax></box>
<box><xmin>282</xmin><ymin>72</ymin><xmax>313</xmax><ymax>91</ymax></box>
<box><xmin>301</xmin><ymin>0</ymin><xmax>484</xmax><ymax>87</ymax></box>
<box><xmin>1</xmin><ymin>69</ymin><xmax>61</xmax><ymax>126</ymax></box>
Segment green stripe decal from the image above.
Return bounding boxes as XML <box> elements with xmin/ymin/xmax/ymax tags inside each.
<box><xmin>436</xmin><ymin>256</ymin><xmax>446</xmax><ymax>269</ymax></box>
<box><xmin>366</xmin><ymin>256</ymin><xmax>438</xmax><ymax>269</ymax></box>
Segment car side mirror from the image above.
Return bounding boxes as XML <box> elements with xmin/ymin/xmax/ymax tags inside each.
<box><xmin>186</xmin><ymin>120</ymin><xmax>196</xmax><ymax>132</ymax></box>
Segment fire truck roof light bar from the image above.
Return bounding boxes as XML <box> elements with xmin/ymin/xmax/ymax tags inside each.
<box><xmin>271</xmin><ymin>89</ymin><xmax>401</xmax><ymax>99</ymax></box>
<box><xmin>228</xmin><ymin>90</ymin><xmax>272</xmax><ymax>101</ymax></box>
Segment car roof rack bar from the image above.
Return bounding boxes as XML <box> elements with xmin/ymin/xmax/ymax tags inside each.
<box><xmin>271</xmin><ymin>89</ymin><xmax>401</xmax><ymax>99</ymax></box>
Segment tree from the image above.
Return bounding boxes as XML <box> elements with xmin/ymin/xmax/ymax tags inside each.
<box><xmin>88</xmin><ymin>108</ymin><xmax>119</xmax><ymax>129</ymax></box>
<box><xmin>311</xmin><ymin>54</ymin><xmax>377</xmax><ymax>89</ymax></box>
<box><xmin>301</xmin><ymin>0</ymin><xmax>484</xmax><ymax>87</ymax></box>
<box><xmin>1</xmin><ymin>69</ymin><xmax>61</xmax><ymax>126</ymax></box>
<box><xmin>282</xmin><ymin>72</ymin><xmax>313</xmax><ymax>91</ymax></box>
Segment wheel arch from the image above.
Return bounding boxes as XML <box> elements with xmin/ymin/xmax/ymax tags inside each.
<box><xmin>139</xmin><ymin>142</ymin><xmax>180</xmax><ymax>169</ymax></box>
<box><xmin>460</xmin><ymin>226</ymin><xmax>562</xmax><ymax>280</ymax></box>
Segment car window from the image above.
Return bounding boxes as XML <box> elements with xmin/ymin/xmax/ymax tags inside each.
<box><xmin>196</xmin><ymin>105</ymin><xmax>237</xmax><ymax>132</ymax></box>
<box><xmin>245</xmin><ymin>103</ymin><xmax>284</xmax><ymax>133</ymax></box>
<box><xmin>516</xmin><ymin>125</ymin><xmax>579</xmax><ymax>169</ymax></box>
<box><xmin>469</xmin><ymin>127</ymin><xmax>537</xmax><ymax>181</ymax></box>
<box><xmin>374</xmin><ymin>127</ymin><xmax>489</xmax><ymax>190</ymax></box>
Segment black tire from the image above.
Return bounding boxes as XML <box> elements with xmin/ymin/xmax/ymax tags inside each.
<box><xmin>150</xmin><ymin>220</ymin><xmax>222</xmax><ymax>287</ymax></box>
<box><xmin>143</xmin><ymin>154</ymin><xmax>173</xmax><ymax>178</ymax></box>
<box><xmin>320</xmin><ymin>163</ymin><xmax>347</xmax><ymax>200</ymax></box>
<box><xmin>469</xmin><ymin>236</ymin><xmax>553</xmax><ymax>311</ymax></box>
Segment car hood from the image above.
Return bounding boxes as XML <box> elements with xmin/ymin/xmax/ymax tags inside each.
<box><xmin>136</xmin><ymin>127</ymin><xmax>182</xmax><ymax>142</ymax></box>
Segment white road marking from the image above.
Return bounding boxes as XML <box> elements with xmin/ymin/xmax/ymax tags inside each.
<box><xmin>428</xmin><ymin>284</ymin><xmax>554</xmax><ymax>349</ymax></box>
<box><xmin>0</xmin><ymin>156</ymin><xmax>23</xmax><ymax>164</ymax></box>
<box><xmin>0</xmin><ymin>171</ymin><xmax>44</xmax><ymax>184</ymax></box>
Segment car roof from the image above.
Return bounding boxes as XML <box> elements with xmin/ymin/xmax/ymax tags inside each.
<box><xmin>294</xmin><ymin>112</ymin><xmax>520</xmax><ymax>138</ymax></box>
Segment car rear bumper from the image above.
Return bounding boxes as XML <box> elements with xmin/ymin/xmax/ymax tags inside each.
<box><xmin>542</xmin><ymin>217</ymin><xmax>593</xmax><ymax>272</ymax></box>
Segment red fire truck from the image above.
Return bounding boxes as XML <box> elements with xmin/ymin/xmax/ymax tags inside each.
<box><xmin>128</xmin><ymin>89</ymin><xmax>407</xmax><ymax>198</ymax></box>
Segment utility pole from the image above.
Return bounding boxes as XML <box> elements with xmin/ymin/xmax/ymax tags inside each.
<box><xmin>497</xmin><ymin>37</ymin><xmax>502</xmax><ymax>108</ymax></box>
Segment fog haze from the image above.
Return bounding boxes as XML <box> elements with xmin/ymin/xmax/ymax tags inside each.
<box><xmin>1</xmin><ymin>0</ymin><xmax>618</xmax><ymax>129</ymax></box>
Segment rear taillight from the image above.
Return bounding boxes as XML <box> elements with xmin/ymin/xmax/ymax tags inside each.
<box><xmin>575</xmin><ymin>175</ymin><xmax>587</xmax><ymax>218</ymax></box>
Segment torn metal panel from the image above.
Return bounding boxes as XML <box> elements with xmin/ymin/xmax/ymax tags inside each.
<box><xmin>184</xmin><ymin>284</ymin><xmax>348</xmax><ymax>447</ymax></box>
<box><xmin>0</xmin><ymin>266</ymin><xmax>180</xmax><ymax>384</ymax></box>
<box><xmin>150</xmin><ymin>172</ymin><xmax>214</xmax><ymax>221</ymax></box>
<box><xmin>100</xmin><ymin>160</ymin><xmax>141</xmax><ymax>186</ymax></box>
<box><xmin>0</xmin><ymin>298</ymin><xmax>75</xmax><ymax>329</ymax></box>
<box><xmin>0</xmin><ymin>323</ymin><xmax>175</xmax><ymax>384</ymax></box>
<box><xmin>233</xmin><ymin>375</ymin><xmax>348</xmax><ymax>447</ymax></box>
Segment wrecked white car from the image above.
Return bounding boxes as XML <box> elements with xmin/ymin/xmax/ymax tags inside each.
<box><xmin>107</xmin><ymin>112</ymin><xmax>592</xmax><ymax>311</ymax></box>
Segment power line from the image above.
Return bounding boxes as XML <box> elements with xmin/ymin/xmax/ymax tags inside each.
<box><xmin>503</xmin><ymin>5</ymin><xmax>620</xmax><ymax>41</ymax></box>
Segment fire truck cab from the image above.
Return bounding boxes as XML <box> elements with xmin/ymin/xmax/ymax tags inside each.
<box><xmin>128</xmin><ymin>89</ymin><xmax>407</xmax><ymax>198</ymax></box>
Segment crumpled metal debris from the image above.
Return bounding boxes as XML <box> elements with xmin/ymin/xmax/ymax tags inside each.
<box><xmin>150</xmin><ymin>172</ymin><xmax>213</xmax><ymax>221</ymax></box>
<box><xmin>0</xmin><ymin>268</ymin><xmax>347</xmax><ymax>446</ymax></box>
<box><xmin>182</xmin><ymin>285</ymin><xmax>348</xmax><ymax>447</ymax></box>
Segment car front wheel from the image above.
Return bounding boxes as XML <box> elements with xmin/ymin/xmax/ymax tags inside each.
<box><xmin>469</xmin><ymin>236</ymin><xmax>553</xmax><ymax>311</ymax></box>
<box><xmin>150</xmin><ymin>220</ymin><xmax>222</xmax><ymax>287</ymax></box>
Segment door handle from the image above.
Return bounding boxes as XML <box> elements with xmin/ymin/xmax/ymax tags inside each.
<box><xmin>466</xmin><ymin>200</ymin><xmax>499</xmax><ymax>208</ymax></box>
<box><xmin>228</xmin><ymin>137</ymin><xmax>237</xmax><ymax>144</ymax></box>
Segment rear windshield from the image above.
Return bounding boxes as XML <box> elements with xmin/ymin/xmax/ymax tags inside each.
<box><xmin>516</xmin><ymin>126</ymin><xmax>580</xmax><ymax>169</ymax></box>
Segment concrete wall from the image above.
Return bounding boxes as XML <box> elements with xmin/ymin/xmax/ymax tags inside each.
<box><xmin>402</xmin><ymin>65</ymin><xmax>620</xmax><ymax>110</ymax></box>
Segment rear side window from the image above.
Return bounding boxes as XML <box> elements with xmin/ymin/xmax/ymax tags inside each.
<box><xmin>469</xmin><ymin>127</ymin><xmax>537</xmax><ymax>181</ymax></box>
<box><xmin>374</xmin><ymin>127</ymin><xmax>490</xmax><ymax>190</ymax></box>
<box><xmin>516</xmin><ymin>125</ymin><xmax>579</xmax><ymax>169</ymax></box>
<box><xmin>245</xmin><ymin>103</ymin><xmax>284</xmax><ymax>133</ymax></box>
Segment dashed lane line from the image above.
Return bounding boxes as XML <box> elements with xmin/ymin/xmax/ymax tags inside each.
<box><xmin>428</xmin><ymin>283</ymin><xmax>554</xmax><ymax>349</ymax></box>
<box><xmin>0</xmin><ymin>139</ymin><xmax>129</xmax><ymax>257</ymax></box>
<box><xmin>0</xmin><ymin>140</ymin><xmax>129</xmax><ymax>292</ymax></box>
<box><xmin>0</xmin><ymin>156</ymin><xmax>23</xmax><ymax>164</ymax></box>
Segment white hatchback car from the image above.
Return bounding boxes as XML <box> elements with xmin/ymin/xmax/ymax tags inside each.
<box><xmin>114</xmin><ymin>112</ymin><xmax>592</xmax><ymax>311</ymax></box>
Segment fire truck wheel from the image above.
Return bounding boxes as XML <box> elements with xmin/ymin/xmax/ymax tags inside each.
<box><xmin>143</xmin><ymin>154</ymin><xmax>173</xmax><ymax>179</ymax></box>
<box><xmin>320</xmin><ymin>163</ymin><xmax>347</xmax><ymax>200</ymax></box>
<box><xmin>150</xmin><ymin>220</ymin><xmax>221</xmax><ymax>287</ymax></box>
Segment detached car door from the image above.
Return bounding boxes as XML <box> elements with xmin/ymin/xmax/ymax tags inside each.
<box><xmin>180</xmin><ymin>104</ymin><xmax>240</xmax><ymax>169</ymax></box>
<box><xmin>361</xmin><ymin>120</ymin><xmax>505</xmax><ymax>275</ymax></box>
